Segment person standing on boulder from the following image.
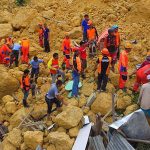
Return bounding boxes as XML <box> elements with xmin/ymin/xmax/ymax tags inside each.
<box><xmin>28</xmin><ymin>56</ymin><xmax>44</xmax><ymax>83</ymax></box>
<box><xmin>21</xmin><ymin>69</ymin><xmax>30</xmax><ymax>107</ymax></box>
<box><xmin>45</xmin><ymin>80</ymin><xmax>66</xmax><ymax>117</ymax></box>
<box><xmin>48</xmin><ymin>53</ymin><xmax>65</xmax><ymax>83</ymax></box>
<box><xmin>97</xmin><ymin>48</ymin><xmax>111</xmax><ymax>92</ymax></box>
<box><xmin>21</xmin><ymin>38</ymin><xmax>30</xmax><ymax>64</ymax></box>
<box><xmin>10</xmin><ymin>39</ymin><xmax>22</xmax><ymax>67</ymax></box>
<box><xmin>138</xmin><ymin>75</ymin><xmax>150</xmax><ymax>120</ymax></box>
<box><xmin>81</xmin><ymin>14</ymin><xmax>89</xmax><ymax>42</ymax></box>
<box><xmin>38</xmin><ymin>23</ymin><xmax>44</xmax><ymax>48</ymax></box>
<box><xmin>72</xmin><ymin>50</ymin><xmax>81</xmax><ymax>98</ymax></box>
<box><xmin>62</xmin><ymin>35</ymin><xmax>72</xmax><ymax>70</ymax></box>
<box><xmin>104</xmin><ymin>28</ymin><xmax>117</xmax><ymax>72</ymax></box>
<box><xmin>118</xmin><ymin>42</ymin><xmax>132</xmax><ymax>91</ymax></box>
<box><xmin>43</xmin><ymin>23</ymin><xmax>50</xmax><ymax>53</ymax></box>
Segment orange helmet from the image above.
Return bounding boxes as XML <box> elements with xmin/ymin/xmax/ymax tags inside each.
<box><xmin>102</xmin><ymin>48</ymin><xmax>109</xmax><ymax>55</ymax></box>
<box><xmin>88</xmin><ymin>20</ymin><xmax>93</xmax><ymax>25</ymax></box>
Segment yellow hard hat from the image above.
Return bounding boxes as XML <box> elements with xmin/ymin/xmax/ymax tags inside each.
<box><xmin>125</xmin><ymin>42</ymin><xmax>132</xmax><ymax>49</ymax></box>
<box><xmin>18</xmin><ymin>41</ymin><xmax>21</xmax><ymax>44</ymax></box>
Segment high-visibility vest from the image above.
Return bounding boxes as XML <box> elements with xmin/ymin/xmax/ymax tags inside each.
<box><xmin>20</xmin><ymin>75</ymin><xmax>30</xmax><ymax>91</ymax></box>
<box><xmin>73</xmin><ymin>56</ymin><xmax>81</xmax><ymax>72</ymax></box>
<box><xmin>22</xmin><ymin>39</ymin><xmax>30</xmax><ymax>48</ymax></box>
<box><xmin>87</xmin><ymin>28</ymin><xmax>96</xmax><ymax>41</ymax></box>
<box><xmin>50</xmin><ymin>59</ymin><xmax>59</xmax><ymax>74</ymax></box>
<box><xmin>97</xmin><ymin>56</ymin><xmax>111</xmax><ymax>75</ymax></box>
<box><xmin>115</xmin><ymin>31</ymin><xmax>120</xmax><ymax>47</ymax></box>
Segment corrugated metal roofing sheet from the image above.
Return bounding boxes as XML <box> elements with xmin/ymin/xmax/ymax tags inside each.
<box><xmin>107</xmin><ymin>132</ymin><xmax>135</xmax><ymax>150</ymax></box>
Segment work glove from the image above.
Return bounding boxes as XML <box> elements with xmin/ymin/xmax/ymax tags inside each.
<box><xmin>122</xmin><ymin>75</ymin><xmax>127</xmax><ymax>81</ymax></box>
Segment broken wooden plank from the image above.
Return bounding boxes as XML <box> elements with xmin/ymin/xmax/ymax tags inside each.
<box><xmin>86</xmin><ymin>92</ymin><xmax>96</xmax><ymax>107</ymax></box>
<box><xmin>126</xmin><ymin>138</ymin><xmax>150</xmax><ymax>144</ymax></box>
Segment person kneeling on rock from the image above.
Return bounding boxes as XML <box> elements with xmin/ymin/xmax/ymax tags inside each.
<box><xmin>45</xmin><ymin>80</ymin><xmax>67</xmax><ymax>118</ymax></box>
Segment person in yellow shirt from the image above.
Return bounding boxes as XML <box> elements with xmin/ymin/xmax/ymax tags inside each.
<box><xmin>47</xmin><ymin>53</ymin><xmax>65</xmax><ymax>83</ymax></box>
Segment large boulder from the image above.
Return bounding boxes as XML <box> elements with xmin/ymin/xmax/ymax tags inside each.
<box><xmin>91</xmin><ymin>93</ymin><xmax>112</xmax><ymax>115</ymax></box>
<box><xmin>67</xmin><ymin>27</ymin><xmax>82</xmax><ymax>39</ymax></box>
<box><xmin>2</xmin><ymin>95</ymin><xmax>14</xmax><ymax>104</ymax></box>
<box><xmin>9</xmin><ymin>108</ymin><xmax>32</xmax><ymax>128</ymax></box>
<box><xmin>24</xmin><ymin>131</ymin><xmax>44</xmax><ymax>150</ymax></box>
<box><xmin>0</xmin><ymin>65</ymin><xmax>19</xmax><ymax>99</ymax></box>
<box><xmin>117</xmin><ymin>95</ymin><xmax>132</xmax><ymax>109</ymax></box>
<box><xmin>42</xmin><ymin>10</ymin><xmax>55</xmax><ymax>19</ymax></box>
<box><xmin>5</xmin><ymin>102</ymin><xmax>17</xmax><ymax>114</ymax></box>
<box><xmin>124</xmin><ymin>104</ymin><xmax>139</xmax><ymax>115</ymax></box>
<box><xmin>0</xmin><ymin>24</ymin><xmax>12</xmax><ymax>38</ymax></box>
<box><xmin>0</xmin><ymin>10</ymin><xmax>13</xmax><ymax>23</ymax></box>
<box><xmin>12</xmin><ymin>9</ymin><xmax>38</xmax><ymax>30</ymax></box>
<box><xmin>6</xmin><ymin>128</ymin><xmax>22</xmax><ymax>148</ymax></box>
<box><xmin>54</xmin><ymin>106</ymin><xmax>83</xmax><ymax>129</ymax></box>
<box><xmin>48</xmin><ymin>131</ymin><xmax>74</xmax><ymax>150</ymax></box>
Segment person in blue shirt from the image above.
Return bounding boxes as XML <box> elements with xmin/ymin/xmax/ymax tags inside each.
<box><xmin>45</xmin><ymin>80</ymin><xmax>66</xmax><ymax>117</ymax></box>
<box><xmin>43</xmin><ymin>23</ymin><xmax>50</xmax><ymax>53</ymax></box>
<box><xmin>81</xmin><ymin>14</ymin><xmax>89</xmax><ymax>42</ymax></box>
<box><xmin>10</xmin><ymin>40</ymin><xmax>22</xmax><ymax>67</ymax></box>
<box><xmin>29</xmin><ymin>56</ymin><xmax>44</xmax><ymax>83</ymax></box>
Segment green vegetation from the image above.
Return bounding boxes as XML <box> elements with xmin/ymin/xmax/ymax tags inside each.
<box><xmin>16</xmin><ymin>0</ymin><xmax>26</xmax><ymax>6</ymax></box>
<box><xmin>132</xmin><ymin>92</ymin><xmax>139</xmax><ymax>103</ymax></box>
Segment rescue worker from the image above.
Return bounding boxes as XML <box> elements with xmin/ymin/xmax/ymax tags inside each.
<box><xmin>10</xmin><ymin>39</ymin><xmax>21</xmax><ymax>67</ymax></box>
<box><xmin>43</xmin><ymin>23</ymin><xmax>50</xmax><ymax>52</ymax></box>
<box><xmin>139</xmin><ymin>52</ymin><xmax>150</xmax><ymax>69</ymax></box>
<box><xmin>138</xmin><ymin>75</ymin><xmax>150</xmax><ymax>120</ymax></box>
<box><xmin>118</xmin><ymin>42</ymin><xmax>132</xmax><ymax>90</ymax></box>
<box><xmin>38</xmin><ymin>23</ymin><xmax>44</xmax><ymax>47</ymax></box>
<box><xmin>112</xmin><ymin>25</ymin><xmax>121</xmax><ymax>59</ymax></box>
<box><xmin>87</xmin><ymin>20</ymin><xmax>98</xmax><ymax>57</ymax></box>
<box><xmin>72</xmin><ymin>41</ymin><xmax>88</xmax><ymax>79</ymax></box>
<box><xmin>81</xmin><ymin>14</ymin><xmax>89</xmax><ymax>42</ymax></box>
<box><xmin>48</xmin><ymin>53</ymin><xmax>65</xmax><ymax>83</ymax></box>
<box><xmin>0</xmin><ymin>39</ymin><xmax>12</xmax><ymax>65</ymax></box>
<box><xmin>45</xmin><ymin>80</ymin><xmax>66</xmax><ymax>117</ymax></box>
<box><xmin>133</xmin><ymin>64</ymin><xmax>150</xmax><ymax>92</ymax></box>
<box><xmin>21</xmin><ymin>38</ymin><xmax>30</xmax><ymax>64</ymax></box>
<box><xmin>62</xmin><ymin>35</ymin><xmax>72</xmax><ymax>70</ymax></box>
<box><xmin>29</xmin><ymin>56</ymin><xmax>44</xmax><ymax>83</ymax></box>
<box><xmin>104</xmin><ymin>28</ymin><xmax>117</xmax><ymax>72</ymax></box>
<box><xmin>72</xmin><ymin>50</ymin><xmax>81</xmax><ymax>97</ymax></box>
<box><xmin>97</xmin><ymin>48</ymin><xmax>111</xmax><ymax>92</ymax></box>
<box><xmin>21</xmin><ymin>69</ymin><xmax>30</xmax><ymax>107</ymax></box>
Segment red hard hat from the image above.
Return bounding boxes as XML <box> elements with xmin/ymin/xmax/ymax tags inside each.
<box><xmin>102</xmin><ymin>48</ymin><xmax>109</xmax><ymax>55</ymax></box>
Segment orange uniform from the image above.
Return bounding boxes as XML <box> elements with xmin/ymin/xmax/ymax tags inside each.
<box><xmin>20</xmin><ymin>75</ymin><xmax>30</xmax><ymax>91</ymax></box>
<box><xmin>118</xmin><ymin>50</ymin><xmax>129</xmax><ymax>89</ymax></box>
<box><xmin>133</xmin><ymin>64</ymin><xmax>150</xmax><ymax>92</ymax></box>
<box><xmin>62</xmin><ymin>38</ymin><xmax>71</xmax><ymax>55</ymax></box>
<box><xmin>115</xmin><ymin>31</ymin><xmax>120</xmax><ymax>47</ymax></box>
<box><xmin>87</xmin><ymin>27</ymin><xmax>98</xmax><ymax>41</ymax></box>
<box><xmin>0</xmin><ymin>44</ymin><xmax>11</xmax><ymax>64</ymax></box>
<box><xmin>21</xmin><ymin>39</ymin><xmax>30</xmax><ymax>63</ymax></box>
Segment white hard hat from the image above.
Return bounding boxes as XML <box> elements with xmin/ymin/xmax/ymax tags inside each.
<box><xmin>147</xmin><ymin>75</ymin><xmax>150</xmax><ymax>80</ymax></box>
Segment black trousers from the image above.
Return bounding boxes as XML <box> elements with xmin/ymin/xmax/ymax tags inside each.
<box><xmin>45</xmin><ymin>96</ymin><xmax>61</xmax><ymax>114</ymax></box>
<box><xmin>10</xmin><ymin>51</ymin><xmax>19</xmax><ymax>67</ymax></box>
<box><xmin>97</xmin><ymin>73</ymin><xmax>108</xmax><ymax>91</ymax></box>
<box><xmin>44</xmin><ymin>38</ymin><xmax>50</xmax><ymax>52</ymax></box>
<box><xmin>83</xmin><ymin>32</ymin><xmax>88</xmax><ymax>42</ymax></box>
